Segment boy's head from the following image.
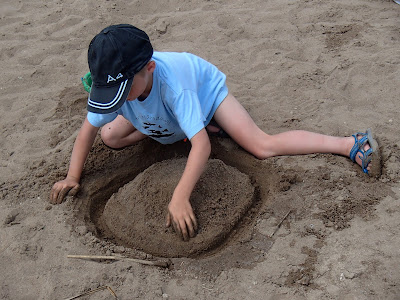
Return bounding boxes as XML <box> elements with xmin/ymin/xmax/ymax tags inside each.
<box><xmin>87</xmin><ymin>24</ymin><xmax>153</xmax><ymax>114</ymax></box>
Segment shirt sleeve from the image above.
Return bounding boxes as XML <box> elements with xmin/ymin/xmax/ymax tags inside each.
<box><xmin>171</xmin><ymin>90</ymin><xmax>206</xmax><ymax>140</ymax></box>
<box><xmin>87</xmin><ymin>111</ymin><xmax>118</xmax><ymax>128</ymax></box>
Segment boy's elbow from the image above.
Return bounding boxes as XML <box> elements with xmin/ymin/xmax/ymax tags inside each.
<box><xmin>190</xmin><ymin>129</ymin><xmax>211</xmax><ymax>154</ymax></box>
<box><xmin>195</xmin><ymin>137</ymin><xmax>211</xmax><ymax>155</ymax></box>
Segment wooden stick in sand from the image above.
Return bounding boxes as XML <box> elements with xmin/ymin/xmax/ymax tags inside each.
<box><xmin>64</xmin><ymin>285</ymin><xmax>118</xmax><ymax>300</ymax></box>
<box><xmin>67</xmin><ymin>254</ymin><xmax>171</xmax><ymax>268</ymax></box>
<box><xmin>269</xmin><ymin>210</ymin><xmax>292</xmax><ymax>238</ymax></box>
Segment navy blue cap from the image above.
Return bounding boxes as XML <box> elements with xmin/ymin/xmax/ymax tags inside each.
<box><xmin>87</xmin><ymin>24</ymin><xmax>153</xmax><ymax>114</ymax></box>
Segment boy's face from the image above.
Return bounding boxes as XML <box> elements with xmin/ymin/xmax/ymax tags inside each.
<box><xmin>126</xmin><ymin>74</ymin><xmax>147</xmax><ymax>101</ymax></box>
<box><xmin>126</xmin><ymin>61</ymin><xmax>155</xmax><ymax>101</ymax></box>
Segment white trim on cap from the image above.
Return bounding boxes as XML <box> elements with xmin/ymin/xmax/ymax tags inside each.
<box><xmin>88</xmin><ymin>79</ymin><xmax>128</xmax><ymax>110</ymax></box>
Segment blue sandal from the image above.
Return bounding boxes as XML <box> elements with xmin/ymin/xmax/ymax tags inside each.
<box><xmin>349</xmin><ymin>128</ymin><xmax>379</xmax><ymax>175</ymax></box>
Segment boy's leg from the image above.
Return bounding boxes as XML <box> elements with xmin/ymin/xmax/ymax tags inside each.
<box><xmin>101</xmin><ymin>115</ymin><xmax>147</xmax><ymax>149</ymax></box>
<box><xmin>212</xmin><ymin>94</ymin><xmax>367</xmax><ymax>167</ymax></box>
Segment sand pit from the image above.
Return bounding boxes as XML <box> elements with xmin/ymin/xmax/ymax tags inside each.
<box><xmin>102</xmin><ymin>158</ymin><xmax>255</xmax><ymax>257</ymax></box>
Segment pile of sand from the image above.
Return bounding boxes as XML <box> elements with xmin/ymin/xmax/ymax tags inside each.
<box><xmin>102</xmin><ymin>158</ymin><xmax>255</xmax><ymax>257</ymax></box>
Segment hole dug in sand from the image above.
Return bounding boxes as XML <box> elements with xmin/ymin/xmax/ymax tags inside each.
<box><xmin>100</xmin><ymin>158</ymin><xmax>255</xmax><ymax>258</ymax></box>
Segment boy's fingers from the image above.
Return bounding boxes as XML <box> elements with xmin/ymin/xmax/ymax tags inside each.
<box><xmin>172</xmin><ymin>220</ymin><xmax>183</xmax><ymax>239</ymax></box>
<box><xmin>49</xmin><ymin>189</ymin><xmax>55</xmax><ymax>203</ymax></box>
<box><xmin>50</xmin><ymin>186</ymin><xmax>60</xmax><ymax>204</ymax></box>
<box><xmin>57</xmin><ymin>187</ymin><xmax>70</xmax><ymax>204</ymax></box>
<box><xmin>184</xmin><ymin>217</ymin><xmax>195</xmax><ymax>239</ymax></box>
<box><xmin>168</xmin><ymin>212</ymin><xmax>195</xmax><ymax>241</ymax></box>
<box><xmin>166</xmin><ymin>213</ymin><xmax>171</xmax><ymax>227</ymax></box>
<box><xmin>69</xmin><ymin>184</ymin><xmax>80</xmax><ymax>196</ymax></box>
<box><xmin>190</xmin><ymin>213</ymin><xmax>198</xmax><ymax>233</ymax></box>
<box><xmin>188</xmin><ymin>221</ymin><xmax>196</xmax><ymax>238</ymax></box>
<box><xmin>180</xmin><ymin>221</ymin><xmax>189</xmax><ymax>241</ymax></box>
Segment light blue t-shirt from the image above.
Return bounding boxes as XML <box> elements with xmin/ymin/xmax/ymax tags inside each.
<box><xmin>87</xmin><ymin>52</ymin><xmax>228</xmax><ymax>144</ymax></box>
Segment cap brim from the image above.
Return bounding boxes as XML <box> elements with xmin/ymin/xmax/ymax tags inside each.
<box><xmin>87</xmin><ymin>77</ymin><xmax>133</xmax><ymax>114</ymax></box>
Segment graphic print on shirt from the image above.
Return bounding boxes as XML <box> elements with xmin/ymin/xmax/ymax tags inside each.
<box><xmin>142</xmin><ymin>122</ymin><xmax>175</xmax><ymax>138</ymax></box>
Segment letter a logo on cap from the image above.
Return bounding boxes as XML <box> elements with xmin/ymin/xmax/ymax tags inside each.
<box><xmin>107</xmin><ymin>73</ymin><xmax>123</xmax><ymax>84</ymax></box>
<box><xmin>107</xmin><ymin>75</ymin><xmax>116</xmax><ymax>83</ymax></box>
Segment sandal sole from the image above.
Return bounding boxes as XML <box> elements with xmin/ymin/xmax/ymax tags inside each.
<box><xmin>366</xmin><ymin>128</ymin><xmax>382</xmax><ymax>178</ymax></box>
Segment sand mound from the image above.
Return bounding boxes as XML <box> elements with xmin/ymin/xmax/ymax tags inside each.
<box><xmin>102</xmin><ymin>158</ymin><xmax>255</xmax><ymax>257</ymax></box>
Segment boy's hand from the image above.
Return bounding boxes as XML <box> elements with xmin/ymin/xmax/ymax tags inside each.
<box><xmin>166</xmin><ymin>196</ymin><xmax>198</xmax><ymax>241</ymax></box>
<box><xmin>165</xmin><ymin>129</ymin><xmax>209</xmax><ymax>241</ymax></box>
<box><xmin>50</xmin><ymin>177</ymin><xmax>80</xmax><ymax>204</ymax></box>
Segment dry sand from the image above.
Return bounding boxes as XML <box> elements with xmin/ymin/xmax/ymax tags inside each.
<box><xmin>1</xmin><ymin>0</ymin><xmax>400</xmax><ymax>299</ymax></box>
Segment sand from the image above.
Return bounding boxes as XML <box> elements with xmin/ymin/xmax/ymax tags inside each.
<box><xmin>1</xmin><ymin>0</ymin><xmax>400</xmax><ymax>299</ymax></box>
<box><xmin>102</xmin><ymin>158</ymin><xmax>255</xmax><ymax>258</ymax></box>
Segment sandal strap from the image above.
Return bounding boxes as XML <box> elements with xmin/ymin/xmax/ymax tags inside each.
<box><xmin>360</xmin><ymin>148</ymin><xmax>373</xmax><ymax>173</ymax></box>
<box><xmin>349</xmin><ymin>133</ymin><xmax>367</xmax><ymax>162</ymax></box>
<box><xmin>349</xmin><ymin>131</ymin><xmax>374</xmax><ymax>174</ymax></box>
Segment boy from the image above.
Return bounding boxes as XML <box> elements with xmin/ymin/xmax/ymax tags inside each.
<box><xmin>50</xmin><ymin>24</ymin><xmax>380</xmax><ymax>241</ymax></box>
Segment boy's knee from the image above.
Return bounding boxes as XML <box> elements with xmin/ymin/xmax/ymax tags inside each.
<box><xmin>248</xmin><ymin>138</ymin><xmax>275</xmax><ymax>160</ymax></box>
<box><xmin>244</xmin><ymin>141</ymin><xmax>267</xmax><ymax>159</ymax></box>
<box><xmin>252</xmin><ymin>148</ymin><xmax>269</xmax><ymax>160</ymax></box>
<box><xmin>101</xmin><ymin>127</ymin><xmax>119</xmax><ymax>149</ymax></box>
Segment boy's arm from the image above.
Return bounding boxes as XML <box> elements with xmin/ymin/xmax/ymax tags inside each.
<box><xmin>50</xmin><ymin>117</ymin><xmax>99</xmax><ymax>204</ymax></box>
<box><xmin>166</xmin><ymin>128</ymin><xmax>211</xmax><ymax>241</ymax></box>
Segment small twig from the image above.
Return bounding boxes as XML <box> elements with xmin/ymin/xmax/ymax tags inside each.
<box><xmin>269</xmin><ymin>210</ymin><xmax>292</xmax><ymax>238</ymax></box>
<box><xmin>67</xmin><ymin>254</ymin><xmax>171</xmax><ymax>268</ymax></box>
<box><xmin>64</xmin><ymin>285</ymin><xmax>118</xmax><ymax>300</ymax></box>
<box><xmin>9</xmin><ymin>222</ymin><xmax>21</xmax><ymax>226</ymax></box>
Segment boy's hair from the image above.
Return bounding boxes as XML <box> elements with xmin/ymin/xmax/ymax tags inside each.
<box><xmin>87</xmin><ymin>24</ymin><xmax>153</xmax><ymax>114</ymax></box>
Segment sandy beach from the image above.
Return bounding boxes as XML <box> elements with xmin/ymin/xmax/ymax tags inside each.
<box><xmin>1</xmin><ymin>0</ymin><xmax>400</xmax><ymax>299</ymax></box>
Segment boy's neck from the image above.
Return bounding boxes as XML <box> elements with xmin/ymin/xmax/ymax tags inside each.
<box><xmin>138</xmin><ymin>73</ymin><xmax>153</xmax><ymax>101</ymax></box>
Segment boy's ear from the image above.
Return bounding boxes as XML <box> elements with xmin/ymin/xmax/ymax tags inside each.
<box><xmin>146</xmin><ymin>60</ymin><xmax>156</xmax><ymax>73</ymax></box>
